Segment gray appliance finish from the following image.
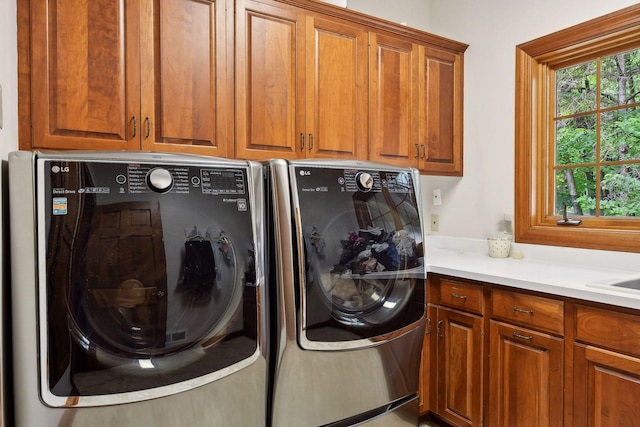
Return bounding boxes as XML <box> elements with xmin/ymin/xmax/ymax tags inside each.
<box><xmin>8</xmin><ymin>151</ymin><xmax>267</xmax><ymax>427</ymax></box>
<box><xmin>267</xmin><ymin>159</ymin><xmax>427</xmax><ymax>427</ymax></box>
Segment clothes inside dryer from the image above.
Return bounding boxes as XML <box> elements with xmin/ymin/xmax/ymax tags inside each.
<box><xmin>294</xmin><ymin>167</ymin><xmax>424</xmax><ymax>343</ymax></box>
<box><xmin>44</xmin><ymin>160</ymin><xmax>258</xmax><ymax>400</ymax></box>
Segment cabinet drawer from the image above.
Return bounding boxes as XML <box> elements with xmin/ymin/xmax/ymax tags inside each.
<box><xmin>437</xmin><ymin>278</ymin><xmax>484</xmax><ymax>315</ymax></box>
<box><xmin>491</xmin><ymin>289</ymin><xmax>564</xmax><ymax>335</ymax></box>
<box><xmin>576</xmin><ymin>305</ymin><xmax>640</xmax><ymax>358</ymax></box>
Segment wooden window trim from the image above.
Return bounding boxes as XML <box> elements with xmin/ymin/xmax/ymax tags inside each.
<box><xmin>515</xmin><ymin>4</ymin><xmax>640</xmax><ymax>253</ymax></box>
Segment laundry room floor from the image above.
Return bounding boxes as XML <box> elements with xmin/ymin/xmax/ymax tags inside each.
<box><xmin>419</xmin><ymin>418</ymin><xmax>446</xmax><ymax>427</ymax></box>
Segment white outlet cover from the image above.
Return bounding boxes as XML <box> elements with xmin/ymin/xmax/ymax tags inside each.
<box><xmin>433</xmin><ymin>189</ymin><xmax>442</xmax><ymax>206</ymax></box>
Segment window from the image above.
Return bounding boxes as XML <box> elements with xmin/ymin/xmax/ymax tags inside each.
<box><xmin>515</xmin><ymin>4</ymin><xmax>640</xmax><ymax>253</ymax></box>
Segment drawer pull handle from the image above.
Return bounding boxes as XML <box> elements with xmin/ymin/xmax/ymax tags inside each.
<box><xmin>513</xmin><ymin>306</ymin><xmax>534</xmax><ymax>315</ymax></box>
<box><xmin>425</xmin><ymin>318</ymin><xmax>431</xmax><ymax>335</ymax></box>
<box><xmin>512</xmin><ymin>332</ymin><xmax>533</xmax><ymax>341</ymax></box>
<box><xmin>437</xmin><ymin>320</ymin><xmax>443</xmax><ymax>338</ymax></box>
<box><xmin>451</xmin><ymin>293</ymin><xmax>468</xmax><ymax>300</ymax></box>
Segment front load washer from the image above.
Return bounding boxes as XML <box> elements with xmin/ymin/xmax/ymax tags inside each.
<box><xmin>8</xmin><ymin>151</ymin><xmax>267</xmax><ymax>427</ymax></box>
<box><xmin>267</xmin><ymin>159</ymin><xmax>427</xmax><ymax>426</ymax></box>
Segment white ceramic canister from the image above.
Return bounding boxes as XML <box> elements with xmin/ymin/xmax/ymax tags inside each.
<box><xmin>487</xmin><ymin>234</ymin><xmax>512</xmax><ymax>258</ymax></box>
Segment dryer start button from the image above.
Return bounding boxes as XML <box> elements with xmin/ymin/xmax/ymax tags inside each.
<box><xmin>147</xmin><ymin>168</ymin><xmax>173</xmax><ymax>193</ymax></box>
<box><xmin>355</xmin><ymin>171</ymin><xmax>374</xmax><ymax>192</ymax></box>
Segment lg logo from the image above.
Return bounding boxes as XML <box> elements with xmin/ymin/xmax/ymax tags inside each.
<box><xmin>51</xmin><ymin>165</ymin><xmax>70</xmax><ymax>173</ymax></box>
<box><xmin>299</xmin><ymin>170</ymin><xmax>311</xmax><ymax>176</ymax></box>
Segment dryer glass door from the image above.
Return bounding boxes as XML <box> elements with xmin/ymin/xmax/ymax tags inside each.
<box><xmin>293</xmin><ymin>166</ymin><xmax>425</xmax><ymax>348</ymax></box>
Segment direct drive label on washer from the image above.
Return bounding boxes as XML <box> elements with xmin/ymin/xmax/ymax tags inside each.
<box><xmin>52</xmin><ymin>197</ymin><xmax>68</xmax><ymax>215</ymax></box>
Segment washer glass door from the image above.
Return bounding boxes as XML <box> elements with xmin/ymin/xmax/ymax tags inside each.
<box><xmin>42</xmin><ymin>159</ymin><xmax>259</xmax><ymax>405</ymax></box>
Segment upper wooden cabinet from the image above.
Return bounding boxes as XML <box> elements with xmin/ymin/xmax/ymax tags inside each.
<box><xmin>18</xmin><ymin>0</ymin><xmax>467</xmax><ymax>175</ymax></box>
<box><xmin>368</xmin><ymin>33</ymin><xmax>419</xmax><ymax>167</ymax></box>
<box><xmin>418</xmin><ymin>46</ymin><xmax>464</xmax><ymax>175</ymax></box>
<box><xmin>235</xmin><ymin>0</ymin><xmax>368</xmax><ymax>160</ymax></box>
<box><xmin>18</xmin><ymin>0</ymin><xmax>233</xmax><ymax>156</ymax></box>
<box><xmin>369</xmin><ymin>35</ymin><xmax>465</xmax><ymax>176</ymax></box>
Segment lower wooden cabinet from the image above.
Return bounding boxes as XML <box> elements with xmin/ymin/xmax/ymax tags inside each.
<box><xmin>488</xmin><ymin>320</ymin><xmax>564</xmax><ymax>427</ymax></box>
<box><xmin>435</xmin><ymin>306</ymin><xmax>483</xmax><ymax>427</ymax></box>
<box><xmin>422</xmin><ymin>276</ymin><xmax>484</xmax><ymax>426</ymax></box>
<box><xmin>573</xmin><ymin>304</ymin><xmax>640</xmax><ymax>426</ymax></box>
<box><xmin>573</xmin><ymin>344</ymin><xmax>640</xmax><ymax>427</ymax></box>
<box><xmin>421</xmin><ymin>274</ymin><xmax>640</xmax><ymax>427</ymax></box>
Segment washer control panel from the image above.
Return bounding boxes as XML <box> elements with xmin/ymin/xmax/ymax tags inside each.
<box><xmin>47</xmin><ymin>161</ymin><xmax>247</xmax><ymax>196</ymax></box>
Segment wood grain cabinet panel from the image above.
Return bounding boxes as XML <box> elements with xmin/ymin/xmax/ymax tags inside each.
<box><xmin>21</xmin><ymin>0</ymin><xmax>233</xmax><ymax>155</ymax></box>
<box><xmin>27</xmin><ymin>0</ymin><xmax>140</xmax><ymax>151</ymax></box>
<box><xmin>305</xmin><ymin>16</ymin><xmax>368</xmax><ymax>159</ymax></box>
<box><xmin>235</xmin><ymin>0</ymin><xmax>367</xmax><ymax>160</ymax></box>
<box><xmin>574</xmin><ymin>344</ymin><xmax>640</xmax><ymax>427</ymax></box>
<box><xmin>435</xmin><ymin>307</ymin><xmax>483</xmax><ymax>427</ymax></box>
<box><xmin>574</xmin><ymin>305</ymin><xmax>640</xmax><ymax>426</ymax></box>
<box><xmin>143</xmin><ymin>0</ymin><xmax>233</xmax><ymax>156</ymax></box>
<box><xmin>489</xmin><ymin>320</ymin><xmax>564</xmax><ymax>427</ymax></box>
<box><xmin>492</xmin><ymin>288</ymin><xmax>564</xmax><ymax>335</ymax></box>
<box><xmin>369</xmin><ymin>33</ymin><xmax>419</xmax><ymax>166</ymax></box>
<box><xmin>423</xmin><ymin>276</ymin><xmax>484</xmax><ymax>426</ymax></box>
<box><xmin>235</xmin><ymin>0</ymin><xmax>305</xmax><ymax>159</ymax></box>
<box><xmin>418</xmin><ymin>46</ymin><xmax>464</xmax><ymax>176</ymax></box>
<box><xmin>437</xmin><ymin>277</ymin><xmax>484</xmax><ymax>315</ymax></box>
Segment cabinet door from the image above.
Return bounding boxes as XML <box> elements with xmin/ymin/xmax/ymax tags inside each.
<box><xmin>305</xmin><ymin>16</ymin><xmax>368</xmax><ymax>159</ymax></box>
<box><xmin>418</xmin><ymin>46</ymin><xmax>463</xmax><ymax>176</ymax></box>
<box><xmin>489</xmin><ymin>320</ymin><xmax>563</xmax><ymax>427</ymax></box>
<box><xmin>369</xmin><ymin>33</ymin><xmax>419</xmax><ymax>167</ymax></box>
<box><xmin>235</xmin><ymin>0</ymin><xmax>305</xmax><ymax>160</ymax></box>
<box><xmin>436</xmin><ymin>307</ymin><xmax>483</xmax><ymax>427</ymax></box>
<box><xmin>573</xmin><ymin>344</ymin><xmax>640</xmax><ymax>427</ymax></box>
<box><xmin>141</xmin><ymin>0</ymin><xmax>233</xmax><ymax>156</ymax></box>
<box><xmin>29</xmin><ymin>0</ymin><xmax>141</xmax><ymax>150</ymax></box>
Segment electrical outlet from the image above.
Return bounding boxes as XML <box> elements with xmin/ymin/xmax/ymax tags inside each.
<box><xmin>433</xmin><ymin>189</ymin><xmax>442</xmax><ymax>206</ymax></box>
<box><xmin>431</xmin><ymin>214</ymin><xmax>439</xmax><ymax>232</ymax></box>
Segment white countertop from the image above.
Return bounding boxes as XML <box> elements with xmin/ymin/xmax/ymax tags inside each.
<box><xmin>425</xmin><ymin>236</ymin><xmax>640</xmax><ymax>310</ymax></box>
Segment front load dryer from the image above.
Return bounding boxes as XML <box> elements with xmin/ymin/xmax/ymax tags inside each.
<box><xmin>267</xmin><ymin>159</ymin><xmax>427</xmax><ymax>426</ymax></box>
<box><xmin>8</xmin><ymin>151</ymin><xmax>267</xmax><ymax>427</ymax></box>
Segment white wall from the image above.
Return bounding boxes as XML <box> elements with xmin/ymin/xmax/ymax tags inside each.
<box><xmin>1</xmin><ymin>0</ymin><xmax>18</xmax><ymax>160</ymax></box>
<box><xmin>347</xmin><ymin>0</ymin><xmax>430</xmax><ymax>30</ymax></box>
<box><xmin>349</xmin><ymin>0</ymin><xmax>640</xmax><ymax>240</ymax></box>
